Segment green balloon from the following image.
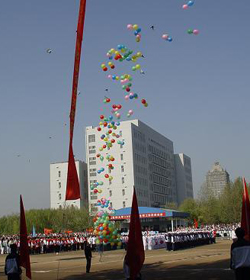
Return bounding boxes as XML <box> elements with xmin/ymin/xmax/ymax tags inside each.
<box><xmin>187</xmin><ymin>29</ymin><xmax>193</xmax><ymax>34</ymax></box>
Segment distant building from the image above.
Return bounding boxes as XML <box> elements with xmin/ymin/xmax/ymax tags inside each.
<box><xmin>205</xmin><ymin>162</ymin><xmax>230</xmax><ymax>197</ymax></box>
<box><xmin>174</xmin><ymin>153</ymin><xmax>194</xmax><ymax>205</ymax></box>
<box><xmin>50</xmin><ymin>160</ymin><xmax>88</xmax><ymax>209</ymax></box>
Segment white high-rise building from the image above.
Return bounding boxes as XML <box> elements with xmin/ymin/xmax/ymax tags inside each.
<box><xmin>86</xmin><ymin>119</ymin><xmax>180</xmax><ymax>213</ymax></box>
<box><xmin>50</xmin><ymin>160</ymin><xmax>88</xmax><ymax>209</ymax></box>
<box><xmin>174</xmin><ymin>153</ymin><xmax>194</xmax><ymax>205</ymax></box>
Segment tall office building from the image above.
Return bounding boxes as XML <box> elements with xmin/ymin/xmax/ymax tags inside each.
<box><xmin>86</xmin><ymin>119</ymin><xmax>193</xmax><ymax>213</ymax></box>
<box><xmin>205</xmin><ymin>162</ymin><xmax>230</xmax><ymax>197</ymax></box>
<box><xmin>174</xmin><ymin>153</ymin><xmax>194</xmax><ymax>205</ymax></box>
<box><xmin>50</xmin><ymin>160</ymin><xmax>88</xmax><ymax>209</ymax></box>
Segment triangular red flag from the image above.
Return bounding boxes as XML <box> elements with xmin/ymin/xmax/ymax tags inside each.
<box><xmin>126</xmin><ymin>188</ymin><xmax>145</xmax><ymax>279</ymax></box>
<box><xmin>20</xmin><ymin>195</ymin><xmax>32</xmax><ymax>279</ymax></box>
<box><xmin>65</xmin><ymin>0</ymin><xmax>87</xmax><ymax>200</ymax></box>
<box><xmin>241</xmin><ymin>178</ymin><xmax>250</xmax><ymax>240</ymax></box>
<box><xmin>66</xmin><ymin>143</ymin><xmax>80</xmax><ymax>200</ymax></box>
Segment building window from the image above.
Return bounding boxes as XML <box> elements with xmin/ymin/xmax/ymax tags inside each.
<box><xmin>121</xmin><ymin>154</ymin><xmax>123</xmax><ymax>160</ymax></box>
<box><xmin>109</xmin><ymin>190</ymin><xmax>112</xmax><ymax>197</ymax></box>
<box><xmin>88</xmin><ymin>134</ymin><xmax>95</xmax><ymax>143</ymax></box>
<box><xmin>58</xmin><ymin>171</ymin><xmax>61</xmax><ymax>177</ymax></box>
<box><xmin>123</xmin><ymin>201</ymin><xmax>126</xmax><ymax>208</ymax></box>
<box><xmin>58</xmin><ymin>182</ymin><xmax>61</xmax><ymax>188</ymax></box>
<box><xmin>122</xmin><ymin>177</ymin><xmax>125</xmax><ymax>184</ymax></box>
<box><xmin>58</xmin><ymin>193</ymin><xmax>62</xmax><ymax>200</ymax></box>
<box><xmin>122</xmin><ymin>189</ymin><xmax>125</xmax><ymax>196</ymax></box>
<box><xmin>89</xmin><ymin>149</ymin><xmax>96</xmax><ymax>154</ymax></box>
<box><xmin>121</xmin><ymin>165</ymin><xmax>124</xmax><ymax>172</ymax></box>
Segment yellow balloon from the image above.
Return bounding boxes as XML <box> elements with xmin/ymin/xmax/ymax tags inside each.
<box><xmin>99</xmin><ymin>147</ymin><xmax>103</xmax><ymax>151</ymax></box>
<box><xmin>116</xmin><ymin>76</ymin><xmax>120</xmax><ymax>80</ymax></box>
<box><xmin>136</xmin><ymin>64</ymin><xmax>141</xmax><ymax>69</ymax></box>
<box><xmin>99</xmin><ymin>121</ymin><xmax>103</xmax><ymax>126</ymax></box>
<box><xmin>110</xmin><ymin>48</ymin><xmax>115</xmax><ymax>53</ymax></box>
<box><xmin>137</xmin><ymin>52</ymin><xmax>142</xmax><ymax>57</ymax></box>
<box><xmin>115</xmin><ymin>51</ymin><xmax>119</xmax><ymax>55</ymax></box>
<box><xmin>133</xmin><ymin>24</ymin><xmax>138</xmax><ymax>30</ymax></box>
<box><xmin>98</xmin><ymin>189</ymin><xmax>102</xmax><ymax>193</ymax></box>
<box><xmin>101</xmin><ymin>64</ymin><xmax>105</xmax><ymax>68</ymax></box>
<box><xmin>108</xmin><ymin>62</ymin><xmax>112</xmax><ymax>66</ymax></box>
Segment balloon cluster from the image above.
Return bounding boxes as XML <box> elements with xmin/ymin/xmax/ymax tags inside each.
<box><xmin>127</xmin><ymin>24</ymin><xmax>142</xmax><ymax>42</ymax></box>
<box><xmin>162</xmin><ymin>34</ymin><xmax>173</xmax><ymax>42</ymax></box>
<box><xmin>92</xmin><ymin>24</ymin><xmax>149</xmax><ymax>248</ymax></box>
<box><xmin>182</xmin><ymin>1</ymin><xmax>194</xmax><ymax>9</ymax></box>
<box><xmin>187</xmin><ymin>29</ymin><xmax>199</xmax><ymax>35</ymax></box>
<box><xmin>93</xmin><ymin>213</ymin><xmax>122</xmax><ymax>246</ymax></box>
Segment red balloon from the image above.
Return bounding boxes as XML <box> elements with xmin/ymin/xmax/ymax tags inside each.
<box><xmin>103</xmin><ymin>145</ymin><xmax>106</xmax><ymax>148</ymax></box>
<box><xmin>112</xmin><ymin>104</ymin><xmax>117</xmax><ymax>109</ymax></box>
<box><xmin>108</xmin><ymin>130</ymin><xmax>112</xmax><ymax>134</ymax></box>
<box><xmin>103</xmin><ymin>67</ymin><xmax>108</xmax><ymax>71</ymax></box>
<box><xmin>103</xmin><ymin>122</ymin><xmax>108</xmax><ymax>127</ymax></box>
<box><xmin>100</xmin><ymin>115</ymin><xmax>104</xmax><ymax>119</ymax></box>
<box><xmin>111</xmin><ymin>139</ymin><xmax>115</xmax><ymax>143</ymax></box>
<box><xmin>108</xmin><ymin>164</ymin><xmax>113</xmax><ymax>168</ymax></box>
<box><xmin>97</xmin><ymin>127</ymin><xmax>101</xmax><ymax>131</ymax></box>
<box><xmin>105</xmin><ymin>174</ymin><xmax>109</xmax><ymax>178</ymax></box>
<box><xmin>111</xmin><ymin>158</ymin><xmax>115</xmax><ymax>161</ymax></box>
<box><xmin>106</xmin><ymin>98</ymin><xmax>111</xmax><ymax>103</ymax></box>
<box><xmin>110</xmin><ymin>65</ymin><xmax>115</xmax><ymax>69</ymax></box>
<box><xmin>141</xmin><ymin>99</ymin><xmax>146</xmax><ymax>104</ymax></box>
<box><xmin>117</xmin><ymin>104</ymin><xmax>122</xmax><ymax>109</ymax></box>
<box><xmin>126</xmin><ymin>87</ymin><xmax>130</xmax><ymax>92</ymax></box>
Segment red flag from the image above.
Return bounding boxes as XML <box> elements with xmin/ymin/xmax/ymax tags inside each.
<box><xmin>20</xmin><ymin>195</ymin><xmax>31</xmax><ymax>279</ymax></box>
<box><xmin>126</xmin><ymin>188</ymin><xmax>145</xmax><ymax>279</ymax></box>
<box><xmin>66</xmin><ymin>0</ymin><xmax>87</xmax><ymax>200</ymax></box>
<box><xmin>241</xmin><ymin>178</ymin><xmax>250</xmax><ymax>240</ymax></box>
<box><xmin>194</xmin><ymin>218</ymin><xmax>198</xmax><ymax>229</ymax></box>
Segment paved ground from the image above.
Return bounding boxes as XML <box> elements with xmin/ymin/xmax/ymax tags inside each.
<box><xmin>0</xmin><ymin>240</ymin><xmax>235</xmax><ymax>280</ymax></box>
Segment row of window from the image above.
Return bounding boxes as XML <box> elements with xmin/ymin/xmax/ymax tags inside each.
<box><xmin>149</xmin><ymin>163</ymin><xmax>171</xmax><ymax>178</ymax></box>
<box><xmin>148</xmin><ymin>154</ymin><xmax>170</xmax><ymax>169</ymax></box>
<box><xmin>88</xmin><ymin>135</ymin><xmax>95</xmax><ymax>143</ymax></box>
<box><xmin>134</xmin><ymin>141</ymin><xmax>146</xmax><ymax>153</ymax></box>
<box><xmin>134</xmin><ymin>153</ymin><xmax>147</xmax><ymax>165</ymax></box>
<box><xmin>148</xmin><ymin>144</ymin><xmax>170</xmax><ymax>160</ymax></box>
<box><xmin>150</xmin><ymin>173</ymin><xmax>171</xmax><ymax>187</ymax></box>
<box><xmin>150</xmin><ymin>183</ymin><xmax>169</xmax><ymax>195</ymax></box>
<box><xmin>134</xmin><ymin>164</ymin><xmax>147</xmax><ymax>175</ymax></box>
<box><xmin>150</xmin><ymin>193</ymin><xmax>166</xmax><ymax>204</ymax></box>
<box><xmin>138</xmin><ymin>201</ymin><xmax>149</xmax><ymax>207</ymax></box>
<box><xmin>109</xmin><ymin>189</ymin><xmax>126</xmax><ymax>197</ymax></box>
<box><xmin>137</xmin><ymin>188</ymin><xmax>148</xmax><ymax>198</ymax></box>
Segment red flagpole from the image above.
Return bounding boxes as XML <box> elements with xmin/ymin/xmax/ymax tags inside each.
<box><xmin>20</xmin><ymin>195</ymin><xmax>32</xmax><ymax>279</ymax></box>
<box><xmin>66</xmin><ymin>0</ymin><xmax>87</xmax><ymax>200</ymax></box>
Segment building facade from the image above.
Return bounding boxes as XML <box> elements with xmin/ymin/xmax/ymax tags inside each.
<box><xmin>174</xmin><ymin>153</ymin><xmax>194</xmax><ymax>205</ymax></box>
<box><xmin>205</xmin><ymin>162</ymin><xmax>230</xmax><ymax>197</ymax></box>
<box><xmin>50</xmin><ymin>160</ymin><xmax>88</xmax><ymax>209</ymax></box>
<box><xmin>86</xmin><ymin>119</ymin><xmax>193</xmax><ymax>213</ymax></box>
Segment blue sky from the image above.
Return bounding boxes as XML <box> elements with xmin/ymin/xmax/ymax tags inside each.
<box><xmin>1</xmin><ymin>0</ymin><xmax>250</xmax><ymax>216</ymax></box>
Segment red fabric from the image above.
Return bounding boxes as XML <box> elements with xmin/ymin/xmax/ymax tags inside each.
<box><xmin>20</xmin><ymin>195</ymin><xmax>32</xmax><ymax>279</ymax></box>
<box><xmin>66</xmin><ymin>0</ymin><xmax>87</xmax><ymax>200</ymax></box>
<box><xmin>126</xmin><ymin>188</ymin><xmax>145</xmax><ymax>279</ymax></box>
<box><xmin>194</xmin><ymin>219</ymin><xmax>198</xmax><ymax>229</ymax></box>
<box><xmin>241</xmin><ymin>178</ymin><xmax>250</xmax><ymax>240</ymax></box>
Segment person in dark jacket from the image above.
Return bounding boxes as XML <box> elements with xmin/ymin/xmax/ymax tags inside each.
<box><xmin>84</xmin><ymin>241</ymin><xmax>92</xmax><ymax>273</ymax></box>
<box><xmin>230</xmin><ymin>227</ymin><xmax>250</xmax><ymax>280</ymax></box>
<box><xmin>4</xmin><ymin>244</ymin><xmax>22</xmax><ymax>280</ymax></box>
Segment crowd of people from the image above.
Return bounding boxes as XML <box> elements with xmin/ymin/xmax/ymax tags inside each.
<box><xmin>0</xmin><ymin>223</ymin><xmax>240</xmax><ymax>256</ymax></box>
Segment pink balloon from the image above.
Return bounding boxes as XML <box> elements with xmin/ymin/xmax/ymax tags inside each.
<box><xmin>182</xmin><ymin>4</ymin><xmax>188</xmax><ymax>9</ymax></box>
<box><xmin>127</xmin><ymin>24</ymin><xmax>133</xmax><ymax>30</ymax></box>
<box><xmin>108</xmin><ymin>75</ymin><xmax>112</xmax><ymax>79</ymax></box>
<box><xmin>193</xmin><ymin>29</ymin><xmax>199</xmax><ymax>35</ymax></box>
<box><xmin>116</xmin><ymin>113</ymin><xmax>121</xmax><ymax>118</ymax></box>
<box><xmin>162</xmin><ymin>34</ymin><xmax>168</xmax><ymax>40</ymax></box>
<box><xmin>125</xmin><ymin>95</ymin><xmax>129</xmax><ymax>100</ymax></box>
<box><xmin>128</xmin><ymin>110</ymin><xmax>133</xmax><ymax>115</ymax></box>
<box><xmin>129</xmin><ymin>92</ymin><xmax>134</xmax><ymax>97</ymax></box>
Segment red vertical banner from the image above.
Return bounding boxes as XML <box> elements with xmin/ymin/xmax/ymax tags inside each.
<box><xmin>126</xmin><ymin>188</ymin><xmax>145</xmax><ymax>279</ymax></box>
<box><xmin>241</xmin><ymin>178</ymin><xmax>250</xmax><ymax>240</ymax></box>
<box><xmin>66</xmin><ymin>0</ymin><xmax>87</xmax><ymax>200</ymax></box>
<box><xmin>20</xmin><ymin>195</ymin><xmax>32</xmax><ymax>279</ymax></box>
